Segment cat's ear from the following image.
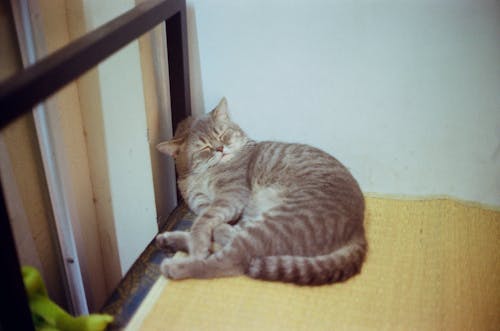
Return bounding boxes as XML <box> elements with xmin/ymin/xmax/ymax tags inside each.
<box><xmin>156</xmin><ymin>138</ymin><xmax>184</xmax><ymax>158</ymax></box>
<box><xmin>211</xmin><ymin>97</ymin><xmax>230</xmax><ymax>122</ymax></box>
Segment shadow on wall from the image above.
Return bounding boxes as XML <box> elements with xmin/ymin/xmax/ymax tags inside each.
<box><xmin>187</xmin><ymin>4</ymin><xmax>205</xmax><ymax>117</ymax></box>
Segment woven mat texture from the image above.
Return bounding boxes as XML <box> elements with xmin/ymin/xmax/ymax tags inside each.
<box><xmin>138</xmin><ymin>197</ymin><xmax>500</xmax><ymax>331</ymax></box>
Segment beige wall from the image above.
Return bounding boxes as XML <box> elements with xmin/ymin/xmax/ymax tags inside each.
<box><xmin>0</xmin><ymin>0</ymin><xmax>67</xmax><ymax>308</ymax></box>
<box><xmin>12</xmin><ymin>0</ymin><xmax>109</xmax><ymax>311</ymax></box>
<box><xmin>1</xmin><ymin>0</ymin><xmax>173</xmax><ymax>312</ymax></box>
<box><xmin>136</xmin><ymin>17</ymin><xmax>177</xmax><ymax>228</ymax></box>
<box><xmin>64</xmin><ymin>0</ymin><xmax>159</xmax><ymax>290</ymax></box>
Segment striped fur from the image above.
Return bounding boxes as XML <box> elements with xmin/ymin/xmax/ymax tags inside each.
<box><xmin>156</xmin><ymin>98</ymin><xmax>367</xmax><ymax>285</ymax></box>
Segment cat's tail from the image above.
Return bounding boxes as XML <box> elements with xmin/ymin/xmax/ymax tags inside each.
<box><xmin>246</xmin><ymin>240</ymin><xmax>367</xmax><ymax>285</ymax></box>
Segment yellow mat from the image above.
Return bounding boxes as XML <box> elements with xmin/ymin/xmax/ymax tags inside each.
<box><xmin>134</xmin><ymin>197</ymin><xmax>500</xmax><ymax>331</ymax></box>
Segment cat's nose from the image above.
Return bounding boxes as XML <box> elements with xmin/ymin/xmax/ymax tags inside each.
<box><xmin>215</xmin><ymin>146</ymin><xmax>224</xmax><ymax>153</ymax></box>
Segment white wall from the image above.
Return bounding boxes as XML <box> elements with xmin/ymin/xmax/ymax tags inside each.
<box><xmin>75</xmin><ymin>0</ymin><xmax>158</xmax><ymax>284</ymax></box>
<box><xmin>188</xmin><ymin>0</ymin><xmax>500</xmax><ymax>207</ymax></box>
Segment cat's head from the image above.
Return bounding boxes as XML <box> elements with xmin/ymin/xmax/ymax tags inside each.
<box><xmin>157</xmin><ymin>98</ymin><xmax>249</xmax><ymax>176</ymax></box>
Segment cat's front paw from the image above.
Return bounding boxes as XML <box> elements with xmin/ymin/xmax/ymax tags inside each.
<box><xmin>190</xmin><ymin>245</ymin><xmax>210</xmax><ymax>259</ymax></box>
<box><xmin>156</xmin><ymin>231</ymin><xmax>190</xmax><ymax>253</ymax></box>
<box><xmin>160</xmin><ymin>259</ymin><xmax>190</xmax><ymax>280</ymax></box>
<box><xmin>189</xmin><ymin>231</ymin><xmax>211</xmax><ymax>258</ymax></box>
<box><xmin>213</xmin><ymin>223</ymin><xmax>236</xmax><ymax>247</ymax></box>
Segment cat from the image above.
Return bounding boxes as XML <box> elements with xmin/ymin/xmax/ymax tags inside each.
<box><xmin>155</xmin><ymin>98</ymin><xmax>367</xmax><ymax>285</ymax></box>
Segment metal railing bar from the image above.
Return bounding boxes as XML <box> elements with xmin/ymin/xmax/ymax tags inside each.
<box><xmin>0</xmin><ymin>0</ymin><xmax>186</xmax><ymax>129</ymax></box>
<box><xmin>0</xmin><ymin>0</ymin><xmax>191</xmax><ymax>327</ymax></box>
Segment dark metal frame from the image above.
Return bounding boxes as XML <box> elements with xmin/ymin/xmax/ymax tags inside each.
<box><xmin>0</xmin><ymin>0</ymin><xmax>190</xmax><ymax>328</ymax></box>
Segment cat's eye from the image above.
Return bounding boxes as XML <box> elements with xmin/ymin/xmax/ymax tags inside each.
<box><xmin>220</xmin><ymin>130</ymin><xmax>232</xmax><ymax>144</ymax></box>
<box><xmin>197</xmin><ymin>146</ymin><xmax>212</xmax><ymax>158</ymax></box>
<box><xmin>213</xmin><ymin>128</ymin><xmax>224</xmax><ymax>138</ymax></box>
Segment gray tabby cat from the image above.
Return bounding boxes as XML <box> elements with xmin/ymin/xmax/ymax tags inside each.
<box><xmin>156</xmin><ymin>98</ymin><xmax>367</xmax><ymax>285</ymax></box>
